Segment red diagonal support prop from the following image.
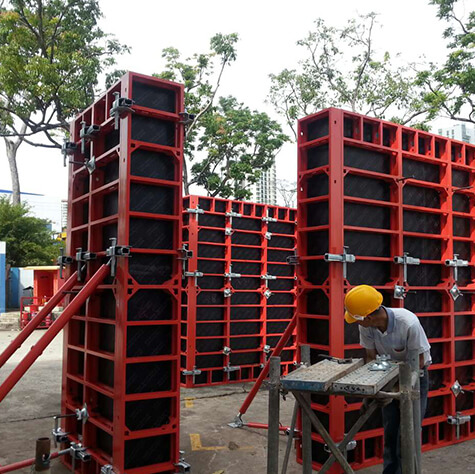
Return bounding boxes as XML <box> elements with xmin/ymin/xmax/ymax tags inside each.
<box><xmin>0</xmin><ymin>264</ymin><xmax>109</xmax><ymax>404</ymax></box>
<box><xmin>0</xmin><ymin>271</ymin><xmax>78</xmax><ymax>369</ymax></box>
<box><xmin>237</xmin><ymin>312</ymin><xmax>297</xmax><ymax>417</ymax></box>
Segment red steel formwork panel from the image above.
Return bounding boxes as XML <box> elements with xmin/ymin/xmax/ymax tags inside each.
<box><xmin>181</xmin><ymin>195</ymin><xmax>297</xmax><ymax>387</ymax></box>
<box><xmin>61</xmin><ymin>72</ymin><xmax>184</xmax><ymax>474</ymax></box>
<box><xmin>297</xmin><ymin>108</ymin><xmax>475</xmax><ymax>472</ymax></box>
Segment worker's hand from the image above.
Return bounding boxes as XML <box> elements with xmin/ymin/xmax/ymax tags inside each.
<box><xmin>359</xmin><ymin>398</ymin><xmax>371</xmax><ymax>415</ymax></box>
<box><xmin>375</xmin><ymin>397</ymin><xmax>392</xmax><ymax>408</ymax></box>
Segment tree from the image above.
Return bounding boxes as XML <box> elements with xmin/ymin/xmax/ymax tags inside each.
<box><xmin>0</xmin><ymin>0</ymin><xmax>128</xmax><ymax>204</ymax></box>
<box><xmin>276</xmin><ymin>179</ymin><xmax>297</xmax><ymax>208</ymax></box>
<box><xmin>268</xmin><ymin>13</ymin><xmax>429</xmax><ymax>140</ymax></box>
<box><xmin>416</xmin><ymin>0</ymin><xmax>475</xmax><ymax>123</ymax></box>
<box><xmin>192</xmin><ymin>96</ymin><xmax>288</xmax><ymax>200</ymax></box>
<box><xmin>0</xmin><ymin>196</ymin><xmax>61</xmax><ymax>266</ymax></box>
<box><xmin>155</xmin><ymin>33</ymin><xmax>239</xmax><ymax>195</ymax></box>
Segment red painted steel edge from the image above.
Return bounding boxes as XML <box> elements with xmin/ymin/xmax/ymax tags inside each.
<box><xmin>0</xmin><ymin>271</ymin><xmax>78</xmax><ymax>369</ymax></box>
<box><xmin>0</xmin><ymin>264</ymin><xmax>109</xmax><ymax>403</ymax></box>
<box><xmin>237</xmin><ymin>312</ymin><xmax>297</xmax><ymax>417</ymax></box>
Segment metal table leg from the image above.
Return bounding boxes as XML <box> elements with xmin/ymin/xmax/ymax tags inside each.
<box><xmin>300</xmin><ymin>345</ymin><xmax>313</xmax><ymax>474</ymax></box>
<box><xmin>293</xmin><ymin>391</ymin><xmax>354</xmax><ymax>474</ymax></box>
<box><xmin>281</xmin><ymin>400</ymin><xmax>298</xmax><ymax>474</ymax></box>
<box><xmin>267</xmin><ymin>357</ymin><xmax>281</xmax><ymax>474</ymax></box>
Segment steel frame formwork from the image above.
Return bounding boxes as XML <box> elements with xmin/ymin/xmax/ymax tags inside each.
<box><xmin>181</xmin><ymin>195</ymin><xmax>297</xmax><ymax>388</ymax></box>
<box><xmin>61</xmin><ymin>72</ymin><xmax>184</xmax><ymax>474</ymax></box>
<box><xmin>297</xmin><ymin>108</ymin><xmax>475</xmax><ymax>472</ymax></box>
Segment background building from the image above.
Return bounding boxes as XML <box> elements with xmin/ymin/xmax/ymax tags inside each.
<box><xmin>253</xmin><ymin>160</ymin><xmax>277</xmax><ymax>205</ymax></box>
<box><xmin>438</xmin><ymin>124</ymin><xmax>475</xmax><ymax>144</ymax></box>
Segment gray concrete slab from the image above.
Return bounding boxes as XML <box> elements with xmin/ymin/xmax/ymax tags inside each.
<box><xmin>0</xmin><ymin>330</ymin><xmax>474</xmax><ymax>473</ymax></box>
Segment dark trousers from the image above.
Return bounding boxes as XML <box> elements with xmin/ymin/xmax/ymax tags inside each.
<box><xmin>382</xmin><ymin>368</ymin><xmax>429</xmax><ymax>474</ymax></box>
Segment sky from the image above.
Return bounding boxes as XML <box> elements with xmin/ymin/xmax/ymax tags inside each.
<box><xmin>0</xmin><ymin>0</ymin><xmax>469</xmax><ymax>201</ymax></box>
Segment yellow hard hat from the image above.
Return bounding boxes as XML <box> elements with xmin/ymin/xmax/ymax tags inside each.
<box><xmin>344</xmin><ymin>285</ymin><xmax>383</xmax><ymax>324</ymax></box>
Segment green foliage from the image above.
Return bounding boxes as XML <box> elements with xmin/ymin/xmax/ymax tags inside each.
<box><xmin>0</xmin><ymin>0</ymin><xmax>129</xmax><ymax>142</ymax></box>
<box><xmin>268</xmin><ymin>13</ymin><xmax>429</xmax><ymax>139</ymax></box>
<box><xmin>417</xmin><ymin>0</ymin><xmax>475</xmax><ymax>123</ymax></box>
<box><xmin>155</xmin><ymin>33</ymin><xmax>286</xmax><ymax>199</ymax></box>
<box><xmin>0</xmin><ymin>196</ymin><xmax>62</xmax><ymax>266</ymax></box>
<box><xmin>192</xmin><ymin>96</ymin><xmax>288</xmax><ymax>200</ymax></box>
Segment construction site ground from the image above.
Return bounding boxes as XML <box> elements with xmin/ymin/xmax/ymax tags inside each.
<box><xmin>0</xmin><ymin>330</ymin><xmax>473</xmax><ymax>474</ymax></box>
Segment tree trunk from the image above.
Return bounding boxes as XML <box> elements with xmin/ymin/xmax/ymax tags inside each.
<box><xmin>4</xmin><ymin>137</ymin><xmax>22</xmax><ymax>205</ymax></box>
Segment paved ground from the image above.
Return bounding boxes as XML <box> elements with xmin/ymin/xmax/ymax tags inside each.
<box><xmin>1</xmin><ymin>330</ymin><xmax>475</xmax><ymax>473</ymax></box>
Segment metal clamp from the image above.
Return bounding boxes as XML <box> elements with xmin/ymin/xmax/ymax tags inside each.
<box><xmin>75</xmin><ymin>248</ymin><xmax>97</xmax><ymax>282</ymax></box>
<box><xmin>85</xmin><ymin>155</ymin><xmax>96</xmax><ymax>174</ymax></box>
<box><xmin>394</xmin><ymin>252</ymin><xmax>420</xmax><ymax>284</ymax></box>
<box><xmin>225</xmin><ymin>227</ymin><xmax>233</xmax><ymax>236</ymax></box>
<box><xmin>184</xmin><ymin>271</ymin><xmax>203</xmax><ymax>286</ymax></box>
<box><xmin>178</xmin><ymin>244</ymin><xmax>193</xmax><ymax>277</ymax></box>
<box><xmin>61</xmin><ymin>140</ymin><xmax>77</xmax><ymax>167</ymax></box>
<box><xmin>228</xmin><ymin>414</ymin><xmax>244</xmax><ymax>429</ymax></box>
<box><xmin>264</xmin><ymin>289</ymin><xmax>273</xmax><ymax>299</ymax></box>
<box><xmin>286</xmin><ymin>251</ymin><xmax>299</xmax><ymax>265</ymax></box>
<box><xmin>261</xmin><ymin>273</ymin><xmax>277</xmax><ymax>280</ymax></box>
<box><xmin>224</xmin><ymin>288</ymin><xmax>233</xmax><ymax>298</ymax></box>
<box><xmin>223</xmin><ymin>346</ymin><xmax>232</xmax><ymax>356</ymax></box>
<box><xmin>264</xmin><ymin>231</ymin><xmax>272</xmax><ymax>240</ymax></box>
<box><xmin>109</xmin><ymin>92</ymin><xmax>134</xmax><ymax>130</ymax></box>
<box><xmin>52</xmin><ymin>404</ymin><xmax>89</xmax><ymax>448</ymax></box>
<box><xmin>448</xmin><ymin>412</ymin><xmax>471</xmax><ymax>439</ymax></box>
<box><xmin>57</xmin><ymin>248</ymin><xmax>74</xmax><ymax>279</ymax></box>
<box><xmin>368</xmin><ymin>355</ymin><xmax>392</xmax><ymax>371</ymax></box>
<box><xmin>183</xmin><ymin>367</ymin><xmax>202</xmax><ymax>385</ymax></box>
<box><xmin>179</xmin><ymin>111</ymin><xmax>196</xmax><ymax>126</ymax></box>
<box><xmin>69</xmin><ymin>442</ymin><xmax>91</xmax><ymax>474</ymax></box>
<box><xmin>263</xmin><ymin>345</ymin><xmax>271</xmax><ymax>354</ymax></box>
<box><xmin>226</xmin><ymin>211</ymin><xmax>242</xmax><ymax>218</ymax></box>
<box><xmin>446</xmin><ymin>254</ymin><xmax>469</xmax><ymax>301</ymax></box>
<box><xmin>324</xmin><ymin>246</ymin><xmax>355</xmax><ymax>279</ymax></box>
<box><xmin>262</xmin><ymin>216</ymin><xmax>277</xmax><ymax>223</ymax></box>
<box><xmin>224</xmin><ymin>364</ymin><xmax>240</xmax><ymax>373</ymax></box>
<box><xmin>174</xmin><ymin>450</ymin><xmax>191</xmax><ymax>473</ymax></box>
<box><xmin>100</xmin><ymin>465</ymin><xmax>114</xmax><ymax>474</ymax></box>
<box><xmin>224</xmin><ymin>267</ymin><xmax>241</xmax><ymax>280</ymax></box>
<box><xmin>324</xmin><ymin>438</ymin><xmax>357</xmax><ymax>453</ymax></box>
<box><xmin>79</xmin><ymin>121</ymin><xmax>100</xmax><ymax>155</ymax></box>
<box><xmin>106</xmin><ymin>238</ymin><xmax>131</xmax><ymax>278</ymax></box>
<box><xmin>394</xmin><ymin>285</ymin><xmax>407</xmax><ymax>300</ymax></box>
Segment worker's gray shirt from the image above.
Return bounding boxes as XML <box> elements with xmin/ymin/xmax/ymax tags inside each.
<box><xmin>359</xmin><ymin>307</ymin><xmax>432</xmax><ymax>367</ymax></box>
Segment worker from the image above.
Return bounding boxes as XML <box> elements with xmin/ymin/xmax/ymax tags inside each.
<box><xmin>344</xmin><ymin>284</ymin><xmax>431</xmax><ymax>474</ymax></box>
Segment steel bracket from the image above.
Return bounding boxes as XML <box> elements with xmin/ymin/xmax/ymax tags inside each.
<box><xmin>109</xmin><ymin>92</ymin><xmax>135</xmax><ymax>130</ymax></box>
<box><xmin>445</xmin><ymin>254</ymin><xmax>469</xmax><ymax>284</ymax></box>
<box><xmin>100</xmin><ymin>465</ymin><xmax>114</xmax><ymax>474</ymax></box>
<box><xmin>85</xmin><ymin>155</ymin><xmax>96</xmax><ymax>174</ymax></box>
<box><xmin>106</xmin><ymin>238</ymin><xmax>131</xmax><ymax>278</ymax></box>
<box><xmin>75</xmin><ymin>404</ymin><xmax>89</xmax><ymax>424</ymax></box>
<box><xmin>174</xmin><ymin>451</ymin><xmax>191</xmax><ymax>473</ymax></box>
<box><xmin>228</xmin><ymin>414</ymin><xmax>244</xmax><ymax>429</ymax></box>
<box><xmin>57</xmin><ymin>248</ymin><xmax>74</xmax><ymax>279</ymax></box>
<box><xmin>52</xmin><ymin>426</ymin><xmax>70</xmax><ymax>446</ymax></box>
<box><xmin>324</xmin><ymin>438</ymin><xmax>357</xmax><ymax>453</ymax></box>
<box><xmin>448</xmin><ymin>412</ymin><xmax>471</xmax><ymax>440</ymax></box>
<box><xmin>75</xmin><ymin>248</ymin><xmax>97</xmax><ymax>282</ymax></box>
<box><xmin>79</xmin><ymin>121</ymin><xmax>100</xmax><ymax>155</ymax></box>
<box><xmin>394</xmin><ymin>252</ymin><xmax>420</xmax><ymax>283</ymax></box>
<box><xmin>178</xmin><ymin>244</ymin><xmax>193</xmax><ymax>278</ymax></box>
<box><xmin>324</xmin><ymin>246</ymin><xmax>355</xmax><ymax>278</ymax></box>
<box><xmin>62</xmin><ymin>140</ymin><xmax>77</xmax><ymax>167</ymax></box>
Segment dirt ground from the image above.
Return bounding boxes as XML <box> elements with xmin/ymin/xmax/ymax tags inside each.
<box><xmin>1</xmin><ymin>330</ymin><xmax>474</xmax><ymax>474</ymax></box>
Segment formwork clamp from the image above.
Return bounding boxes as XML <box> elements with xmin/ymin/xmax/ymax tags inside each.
<box><xmin>100</xmin><ymin>465</ymin><xmax>115</xmax><ymax>474</ymax></box>
<box><xmin>174</xmin><ymin>451</ymin><xmax>192</xmax><ymax>473</ymax></box>
<box><xmin>79</xmin><ymin>121</ymin><xmax>100</xmax><ymax>155</ymax></box>
<box><xmin>264</xmin><ymin>231</ymin><xmax>272</xmax><ymax>240</ymax></box>
<box><xmin>106</xmin><ymin>238</ymin><xmax>131</xmax><ymax>278</ymax></box>
<box><xmin>394</xmin><ymin>252</ymin><xmax>420</xmax><ymax>283</ymax></box>
<box><xmin>75</xmin><ymin>248</ymin><xmax>97</xmax><ymax>282</ymax></box>
<box><xmin>448</xmin><ymin>412</ymin><xmax>471</xmax><ymax>440</ymax></box>
<box><xmin>261</xmin><ymin>273</ymin><xmax>276</xmax><ymax>289</ymax></box>
<box><xmin>446</xmin><ymin>254</ymin><xmax>469</xmax><ymax>301</ymax></box>
<box><xmin>286</xmin><ymin>251</ymin><xmax>299</xmax><ymax>265</ymax></box>
<box><xmin>225</xmin><ymin>226</ymin><xmax>233</xmax><ymax>236</ymax></box>
<box><xmin>262</xmin><ymin>216</ymin><xmax>277</xmax><ymax>223</ymax></box>
<box><xmin>263</xmin><ymin>289</ymin><xmax>273</xmax><ymax>299</ymax></box>
<box><xmin>61</xmin><ymin>140</ymin><xmax>77</xmax><ymax>167</ymax></box>
<box><xmin>224</xmin><ymin>288</ymin><xmax>233</xmax><ymax>298</ymax></box>
<box><xmin>226</xmin><ymin>211</ymin><xmax>242</xmax><ymax>218</ymax></box>
<box><xmin>224</xmin><ymin>271</ymin><xmax>241</xmax><ymax>280</ymax></box>
<box><xmin>109</xmin><ymin>92</ymin><xmax>135</xmax><ymax>130</ymax></box>
<box><xmin>178</xmin><ymin>244</ymin><xmax>193</xmax><ymax>277</ymax></box>
<box><xmin>57</xmin><ymin>248</ymin><xmax>74</xmax><ymax>279</ymax></box>
<box><xmin>184</xmin><ymin>271</ymin><xmax>203</xmax><ymax>286</ymax></box>
<box><xmin>186</xmin><ymin>206</ymin><xmax>204</xmax><ymax>223</ymax></box>
<box><xmin>183</xmin><ymin>367</ymin><xmax>202</xmax><ymax>385</ymax></box>
<box><xmin>324</xmin><ymin>247</ymin><xmax>355</xmax><ymax>279</ymax></box>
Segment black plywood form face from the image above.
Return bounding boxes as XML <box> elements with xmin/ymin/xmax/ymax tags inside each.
<box><xmin>344</xmin><ymin>174</ymin><xmax>391</xmax><ymax>201</ymax></box>
<box><xmin>403</xmin><ymin>185</ymin><xmax>441</xmax><ymax>209</ymax></box>
<box><xmin>129</xmin><ymin>218</ymin><xmax>173</xmax><ymax>249</ymax></box>
<box><xmin>345</xmin><ymin>202</ymin><xmax>391</xmax><ymax>229</ymax></box>
<box><xmin>128</xmin><ymin>253</ymin><xmax>173</xmax><ymax>285</ymax></box>
<box><xmin>126</xmin><ymin>361</ymin><xmax>172</xmax><ymax>394</ymax></box>
<box><xmin>307</xmin><ymin>173</ymin><xmax>329</xmax><ymax>198</ymax></box>
<box><xmin>403</xmin><ymin>158</ymin><xmax>440</xmax><ymax>183</ymax></box>
<box><xmin>132</xmin><ymin>80</ymin><xmax>176</xmax><ymax>112</ymax></box>
<box><xmin>131</xmin><ymin>115</ymin><xmax>175</xmax><ymax>146</ymax></box>
<box><xmin>307</xmin><ymin>117</ymin><xmax>329</xmax><ymax>141</ymax></box>
<box><xmin>307</xmin><ymin>145</ymin><xmax>329</xmax><ymax>170</ymax></box>
<box><xmin>130</xmin><ymin>149</ymin><xmax>176</xmax><ymax>181</ymax></box>
<box><xmin>125</xmin><ymin>398</ymin><xmax>172</xmax><ymax>431</ymax></box>
<box><xmin>124</xmin><ymin>434</ymin><xmax>171</xmax><ymax>469</ymax></box>
<box><xmin>344</xmin><ymin>146</ymin><xmax>391</xmax><ymax>174</ymax></box>
<box><xmin>127</xmin><ymin>290</ymin><xmax>173</xmax><ymax>321</ymax></box>
<box><xmin>130</xmin><ymin>183</ymin><xmax>175</xmax><ymax>215</ymax></box>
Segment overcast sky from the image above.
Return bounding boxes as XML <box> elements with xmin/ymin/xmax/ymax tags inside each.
<box><xmin>0</xmin><ymin>0</ymin><xmax>468</xmax><ymax>200</ymax></box>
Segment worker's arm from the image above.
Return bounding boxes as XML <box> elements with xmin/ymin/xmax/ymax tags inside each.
<box><xmin>419</xmin><ymin>353</ymin><xmax>425</xmax><ymax>369</ymax></box>
<box><xmin>365</xmin><ymin>348</ymin><xmax>377</xmax><ymax>363</ymax></box>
